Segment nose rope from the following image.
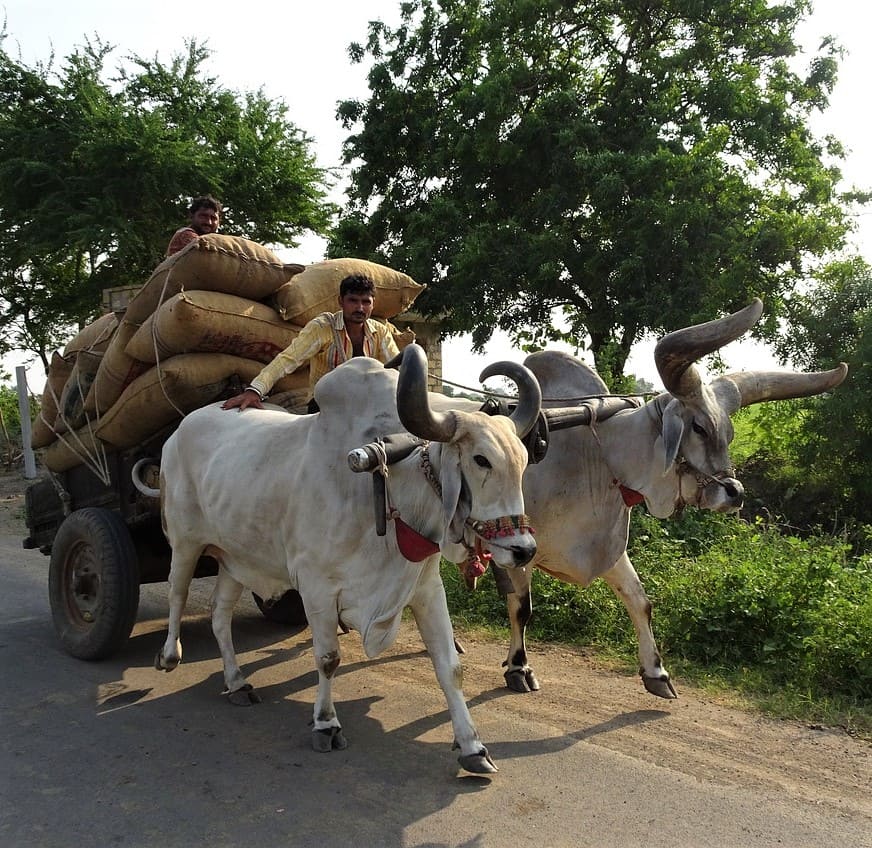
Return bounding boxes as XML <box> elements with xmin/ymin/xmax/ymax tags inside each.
<box><xmin>676</xmin><ymin>458</ymin><xmax>736</xmax><ymax>490</ymax></box>
<box><xmin>674</xmin><ymin>459</ymin><xmax>740</xmax><ymax>513</ymax></box>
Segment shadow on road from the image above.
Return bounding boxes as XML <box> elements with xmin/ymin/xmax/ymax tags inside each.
<box><xmin>3</xmin><ymin>549</ymin><xmax>868</xmax><ymax>848</ymax></box>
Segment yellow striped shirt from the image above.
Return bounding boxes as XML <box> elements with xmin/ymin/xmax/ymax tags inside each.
<box><xmin>249</xmin><ymin>311</ymin><xmax>400</xmax><ymax>401</ymax></box>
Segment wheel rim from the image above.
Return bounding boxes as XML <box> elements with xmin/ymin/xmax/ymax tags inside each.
<box><xmin>62</xmin><ymin>539</ymin><xmax>103</xmax><ymax>627</ymax></box>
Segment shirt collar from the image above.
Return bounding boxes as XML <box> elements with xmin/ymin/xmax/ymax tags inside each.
<box><xmin>332</xmin><ymin>310</ymin><xmax>374</xmax><ymax>340</ymax></box>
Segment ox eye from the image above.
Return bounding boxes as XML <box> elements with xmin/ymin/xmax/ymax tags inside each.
<box><xmin>473</xmin><ymin>454</ymin><xmax>492</xmax><ymax>469</ymax></box>
<box><xmin>691</xmin><ymin>420</ymin><xmax>707</xmax><ymax>437</ymax></box>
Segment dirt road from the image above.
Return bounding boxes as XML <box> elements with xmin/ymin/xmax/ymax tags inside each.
<box><xmin>0</xmin><ymin>470</ymin><xmax>869</xmax><ymax>847</ymax></box>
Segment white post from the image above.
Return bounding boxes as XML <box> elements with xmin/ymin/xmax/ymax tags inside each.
<box><xmin>16</xmin><ymin>366</ymin><xmax>37</xmax><ymax>479</ymax></box>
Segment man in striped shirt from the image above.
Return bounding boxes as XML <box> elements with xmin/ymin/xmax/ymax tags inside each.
<box><xmin>222</xmin><ymin>274</ymin><xmax>401</xmax><ymax>413</ymax></box>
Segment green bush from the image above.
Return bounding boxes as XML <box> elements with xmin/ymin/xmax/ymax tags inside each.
<box><xmin>635</xmin><ymin>519</ymin><xmax>871</xmax><ymax>700</ymax></box>
<box><xmin>0</xmin><ymin>384</ymin><xmax>30</xmax><ymax>457</ymax></box>
<box><xmin>443</xmin><ymin>508</ymin><xmax>872</xmax><ymax>726</ymax></box>
<box><xmin>0</xmin><ymin>385</ymin><xmax>22</xmax><ymax>438</ymax></box>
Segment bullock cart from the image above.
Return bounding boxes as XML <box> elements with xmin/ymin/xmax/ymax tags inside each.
<box><xmin>22</xmin><ymin>403</ymin><xmax>307</xmax><ymax>662</ymax></box>
<box><xmin>18</xmin><ymin>237</ymin><xmax>391</xmax><ymax>662</ymax></box>
<box><xmin>24</xmin><ymin>426</ymin><xmax>182</xmax><ymax>660</ymax></box>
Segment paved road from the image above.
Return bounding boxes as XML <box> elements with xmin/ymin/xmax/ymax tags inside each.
<box><xmin>1</xmin><ymin>532</ymin><xmax>870</xmax><ymax>848</ymax></box>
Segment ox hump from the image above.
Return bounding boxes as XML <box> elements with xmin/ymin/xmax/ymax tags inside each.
<box><xmin>313</xmin><ymin>358</ymin><xmax>403</xmax><ymax>433</ymax></box>
<box><xmin>524</xmin><ymin>350</ymin><xmax>609</xmax><ymax>400</ymax></box>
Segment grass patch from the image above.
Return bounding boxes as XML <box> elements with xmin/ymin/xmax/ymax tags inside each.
<box><xmin>442</xmin><ymin>509</ymin><xmax>872</xmax><ymax>739</ymax></box>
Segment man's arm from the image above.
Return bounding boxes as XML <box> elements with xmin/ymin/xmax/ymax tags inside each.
<box><xmin>222</xmin><ymin>317</ymin><xmax>328</xmax><ymax>411</ymax></box>
<box><xmin>248</xmin><ymin>319</ymin><xmax>328</xmax><ymax>398</ymax></box>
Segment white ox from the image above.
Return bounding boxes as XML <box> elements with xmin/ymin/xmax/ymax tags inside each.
<box><xmin>149</xmin><ymin>344</ymin><xmax>541</xmax><ymax>773</ymax></box>
<box><xmin>440</xmin><ymin>300</ymin><xmax>847</xmax><ymax>696</ymax></box>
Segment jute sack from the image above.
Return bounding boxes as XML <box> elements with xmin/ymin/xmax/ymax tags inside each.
<box><xmin>94</xmin><ymin>353</ymin><xmax>309</xmax><ymax>448</ymax></box>
<box><xmin>272</xmin><ymin>258</ymin><xmax>425</xmax><ymax>325</ymax></box>
<box><xmin>63</xmin><ymin>312</ymin><xmax>118</xmax><ymax>356</ymax></box>
<box><xmin>41</xmin><ymin>425</ymin><xmax>106</xmax><ymax>473</ymax></box>
<box><xmin>266</xmin><ymin>387</ymin><xmax>311</xmax><ymax>415</ymax></box>
<box><xmin>84</xmin><ymin>319</ymin><xmax>150</xmax><ymax>417</ymax></box>
<box><xmin>125</xmin><ymin>290</ymin><xmax>300</xmax><ymax>364</ymax></box>
<box><xmin>36</xmin><ymin>314</ymin><xmax>118</xmax><ymax>444</ymax></box>
<box><xmin>125</xmin><ymin>235</ymin><xmax>304</xmax><ymax>325</ymax></box>
<box><xmin>373</xmin><ymin>318</ymin><xmax>416</xmax><ymax>350</ymax></box>
<box><xmin>30</xmin><ymin>351</ymin><xmax>74</xmax><ymax>449</ymax></box>
<box><xmin>54</xmin><ymin>350</ymin><xmax>104</xmax><ymax>435</ymax></box>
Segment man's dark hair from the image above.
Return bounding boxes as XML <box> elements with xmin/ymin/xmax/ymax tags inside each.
<box><xmin>188</xmin><ymin>194</ymin><xmax>222</xmax><ymax>215</ymax></box>
<box><xmin>339</xmin><ymin>273</ymin><xmax>376</xmax><ymax>298</ymax></box>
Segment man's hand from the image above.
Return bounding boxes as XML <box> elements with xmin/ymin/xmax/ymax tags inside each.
<box><xmin>222</xmin><ymin>388</ymin><xmax>265</xmax><ymax>411</ymax></box>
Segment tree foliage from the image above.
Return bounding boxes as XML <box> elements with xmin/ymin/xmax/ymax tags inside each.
<box><xmin>332</xmin><ymin>0</ymin><xmax>866</xmax><ymax>376</ymax></box>
<box><xmin>0</xmin><ymin>34</ymin><xmax>336</xmax><ymax>368</ymax></box>
<box><xmin>767</xmin><ymin>257</ymin><xmax>872</xmax><ymax>527</ymax></box>
<box><xmin>0</xmin><ymin>384</ymin><xmax>24</xmax><ymax>438</ymax></box>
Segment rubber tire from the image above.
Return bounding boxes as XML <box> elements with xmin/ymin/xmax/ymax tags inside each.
<box><xmin>252</xmin><ymin>589</ymin><xmax>308</xmax><ymax>627</ymax></box>
<box><xmin>48</xmin><ymin>508</ymin><xmax>141</xmax><ymax>660</ymax></box>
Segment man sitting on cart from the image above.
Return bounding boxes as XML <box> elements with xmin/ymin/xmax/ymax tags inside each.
<box><xmin>222</xmin><ymin>273</ymin><xmax>401</xmax><ymax>414</ymax></box>
<box><xmin>165</xmin><ymin>195</ymin><xmax>222</xmax><ymax>256</ymax></box>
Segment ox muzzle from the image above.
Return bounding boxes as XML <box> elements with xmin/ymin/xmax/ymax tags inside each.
<box><xmin>347</xmin><ymin>436</ymin><xmax>536</xmax><ymax>569</ymax></box>
<box><xmin>678</xmin><ymin>461</ymin><xmax>744</xmax><ymax>513</ymax></box>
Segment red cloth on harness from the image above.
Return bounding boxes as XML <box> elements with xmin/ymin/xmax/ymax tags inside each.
<box><xmin>394</xmin><ymin>516</ymin><xmax>440</xmax><ymax>562</ymax></box>
<box><xmin>616</xmin><ymin>482</ymin><xmax>645</xmax><ymax>507</ymax></box>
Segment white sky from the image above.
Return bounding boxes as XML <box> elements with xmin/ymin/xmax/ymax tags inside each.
<box><xmin>2</xmin><ymin>0</ymin><xmax>870</xmax><ymax>392</ymax></box>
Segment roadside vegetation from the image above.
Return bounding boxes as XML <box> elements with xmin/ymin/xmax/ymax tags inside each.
<box><xmin>443</xmin><ymin>513</ymin><xmax>871</xmax><ymax>738</ymax></box>
<box><xmin>0</xmin><ymin>383</ymin><xmax>29</xmax><ymax>470</ymax></box>
<box><xmin>442</xmin><ymin>404</ymin><xmax>872</xmax><ymax>739</ymax></box>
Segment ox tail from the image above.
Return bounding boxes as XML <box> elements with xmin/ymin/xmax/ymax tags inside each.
<box><xmin>131</xmin><ymin>457</ymin><xmax>161</xmax><ymax>498</ymax></box>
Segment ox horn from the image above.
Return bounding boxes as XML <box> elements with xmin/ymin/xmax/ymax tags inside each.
<box><xmin>655</xmin><ymin>299</ymin><xmax>764</xmax><ymax>400</ymax></box>
<box><xmin>713</xmin><ymin>363</ymin><xmax>848</xmax><ymax>413</ymax></box>
<box><xmin>396</xmin><ymin>343</ymin><xmax>458</xmax><ymax>441</ymax></box>
<box><xmin>479</xmin><ymin>361</ymin><xmax>543</xmax><ymax>438</ymax></box>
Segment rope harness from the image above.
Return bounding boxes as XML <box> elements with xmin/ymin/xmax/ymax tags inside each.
<box><xmin>672</xmin><ymin>458</ymin><xmax>738</xmax><ymax>513</ymax></box>
<box><xmin>367</xmin><ymin>438</ymin><xmax>535</xmax><ymax>576</ymax></box>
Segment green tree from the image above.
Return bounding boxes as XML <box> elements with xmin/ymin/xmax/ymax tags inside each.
<box><xmin>0</xmin><ymin>35</ymin><xmax>335</xmax><ymax>368</ymax></box>
<box><xmin>769</xmin><ymin>257</ymin><xmax>872</xmax><ymax>527</ymax></box>
<box><xmin>332</xmin><ymin>0</ymin><xmax>866</xmax><ymax>376</ymax></box>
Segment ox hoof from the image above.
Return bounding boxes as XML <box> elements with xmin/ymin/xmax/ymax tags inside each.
<box><xmin>504</xmin><ymin>668</ymin><xmax>540</xmax><ymax>693</ymax></box>
<box><xmin>454</xmin><ymin>637</ymin><xmax>466</xmax><ymax>655</ymax></box>
<box><xmin>458</xmin><ymin>746</ymin><xmax>498</xmax><ymax>775</ymax></box>
<box><xmin>224</xmin><ymin>684</ymin><xmax>262</xmax><ymax>706</ymax></box>
<box><xmin>312</xmin><ymin>727</ymin><xmax>347</xmax><ymax>752</ymax></box>
<box><xmin>154</xmin><ymin>652</ymin><xmax>178</xmax><ymax>673</ymax></box>
<box><xmin>641</xmin><ymin>673</ymin><xmax>678</xmax><ymax>699</ymax></box>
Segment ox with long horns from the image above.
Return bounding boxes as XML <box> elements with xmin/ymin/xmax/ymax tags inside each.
<box><xmin>147</xmin><ymin>344</ymin><xmax>541</xmax><ymax>773</ymax></box>
<box><xmin>438</xmin><ymin>300</ymin><xmax>847</xmax><ymax>696</ymax></box>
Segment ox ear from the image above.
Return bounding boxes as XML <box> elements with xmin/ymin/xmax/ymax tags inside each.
<box><xmin>660</xmin><ymin>398</ymin><xmax>685</xmax><ymax>472</ymax></box>
<box><xmin>439</xmin><ymin>444</ymin><xmax>471</xmax><ymax>549</ymax></box>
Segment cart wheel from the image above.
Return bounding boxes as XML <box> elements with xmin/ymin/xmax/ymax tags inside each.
<box><xmin>252</xmin><ymin>589</ymin><xmax>307</xmax><ymax>627</ymax></box>
<box><xmin>48</xmin><ymin>508</ymin><xmax>141</xmax><ymax>660</ymax></box>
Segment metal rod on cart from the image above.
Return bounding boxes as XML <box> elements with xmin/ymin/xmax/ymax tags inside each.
<box><xmin>16</xmin><ymin>365</ymin><xmax>37</xmax><ymax>479</ymax></box>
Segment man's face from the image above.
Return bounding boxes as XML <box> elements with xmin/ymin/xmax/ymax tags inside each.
<box><xmin>190</xmin><ymin>206</ymin><xmax>220</xmax><ymax>235</ymax></box>
<box><xmin>339</xmin><ymin>291</ymin><xmax>374</xmax><ymax>325</ymax></box>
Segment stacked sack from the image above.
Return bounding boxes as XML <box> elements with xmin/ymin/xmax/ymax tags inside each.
<box><xmin>35</xmin><ymin>236</ymin><xmax>424</xmax><ymax>473</ymax></box>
